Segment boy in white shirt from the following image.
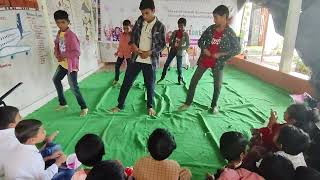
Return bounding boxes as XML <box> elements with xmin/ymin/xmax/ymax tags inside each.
<box><xmin>4</xmin><ymin>119</ymin><xmax>67</xmax><ymax>180</ymax></box>
<box><xmin>275</xmin><ymin>125</ymin><xmax>310</xmax><ymax>169</ymax></box>
<box><xmin>0</xmin><ymin>106</ymin><xmax>22</xmax><ymax>179</ymax></box>
<box><xmin>110</xmin><ymin>0</ymin><xmax>166</xmax><ymax>116</ymax></box>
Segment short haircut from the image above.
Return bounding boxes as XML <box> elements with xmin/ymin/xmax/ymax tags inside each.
<box><xmin>259</xmin><ymin>154</ymin><xmax>295</xmax><ymax>180</ymax></box>
<box><xmin>86</xmin><ymin>160</ymin><xmax>125</xmax><ymax>180</ymax></box>
<box><xmin>123</xmin><ymin>19</ymin><xmax>131</xmax><ymax>26</ymax></box>
<box><xmin>75</xmin><ymin>134</ymin><xmax>105</xmax><ymax>166</ymax></box>
<box><xmin>0</xmin><ymin>106</ymin><xmax>19</xmax><ymax>130</ymax></box>
<box><xmin>15</xmin><ymin>119</ymin><xmax>42</xmax><ymax>144</ymax></box>
<box><xmin>139</xmin><ymin>0</ymin><xmax>155</xmax><ymax>10</ymax></box>
<box><xmin>147</xmin><ymin>128</ymin><xmax>176</xmax><ymax>161</ymax></box>
<box><xmin>277</xmin><ymin>125</ymin><xmax>310</xmax><ymax>155</ymax></box>
<box><xmin>295</xmin><ymin>166</ymin><xmax>320</xmax><ymax>180</ymax></box>
<box><xmin>178</xmin><ymin>18</ymin><xmax>187</xmax><ymax>26</ymax></box>
<box><xmin>213</xmin><ymin>5</ymin><xmax>229</xmax><ymax>18</ymax></box>
<box><xmin>219</xmin><ymin>131</ymin><xmax>248</xmax><ymax>162</ymax></box>
<box><xmin>54</xmin><ymin>10</ymin><xmax>69</xmax><ymax>21</ymax></box>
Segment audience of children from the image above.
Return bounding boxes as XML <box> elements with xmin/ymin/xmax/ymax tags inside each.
<box><xmin>1</xmin><ymin>103</ymin><xmax>320</xmax><ymax>180</ymax></box>
<box><xmin>71</xmin><ymin>134</ymin><xmax>105</xmax><ymax>180</ymax></box>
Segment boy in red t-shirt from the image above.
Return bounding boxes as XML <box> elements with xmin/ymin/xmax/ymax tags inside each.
<box><xmin>179</xmin><ymin>5</ymin><xmax>240</xmax><ymax>113</ymax></box>
<box><xmin>158</xmin><ymin>18</ymin><xmax>190</xmax><ymax>85</ymax></box>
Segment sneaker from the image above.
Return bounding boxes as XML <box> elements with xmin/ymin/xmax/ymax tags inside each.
<box><xmin>80</xmin><ymin>108</ymin><xmax>89</xmax><ymax>117</ymax></box>
<box><xmin>178</xmin><ymin>104</ymin><xmax>190</xmax><ymax>111</ymax></box>
<box><xmin>212</xmin><ymin>106</ymin><xmax>219</xmax><ymax>114</ymax></box>
<box><xmin>56</xmin><ymin>105</ymin><xmax>68</xmax><ymax>111</ymax></box>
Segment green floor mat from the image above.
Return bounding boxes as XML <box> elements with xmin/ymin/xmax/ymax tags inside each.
<box><xmin>27</xmin><ymin>66</ymin><xmax>292</xmax><ymax>179</ymax></box>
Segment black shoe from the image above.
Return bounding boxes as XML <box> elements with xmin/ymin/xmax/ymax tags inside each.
<box><xmin>157</xmin><ymin>78</ymin><xmax>164</xmax><ymax>84</ymax></box>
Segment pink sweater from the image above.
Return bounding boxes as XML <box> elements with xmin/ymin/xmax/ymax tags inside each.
<box><xmin>218</xmin><ymin>168</ymin><xmax>264</xmax><ymax>180</ymax></box>
<box><xmin>54</xmin><ymin>28</ymin><xmax>81</xmax><ymax>73</ymax></box>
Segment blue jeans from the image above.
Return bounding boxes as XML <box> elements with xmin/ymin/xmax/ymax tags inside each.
<box><xmin>117</xmin><ymin>62</ymin><xmax>156</xmax><ymax>109</ymax></box>
<box><xmin>40</xmin><ymin>143</ymin><xmax>74</xmax><ymax>180</ymax></box>
<box><xmin>53</xmin><ymin>65</ymin><xmax>87</xmax><ymax>109</ymax></box>
<box><xmin>161</xmin><ymin>49</ymin><xmax>183</xmax><ymax>81</ymax></box>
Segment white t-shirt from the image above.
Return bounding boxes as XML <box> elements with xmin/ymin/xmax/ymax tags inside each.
<box><xmin>0</xmin><ymin>129</ymin><xmax>20</xmax><ymax>180</ymax></box>
<box><xmin>135</xmin><ymin>17</ymin><xmax>157</xmax><ymax>64</ymax></box>
<box><xmin>275</xmin><ymin>151</ymin><xmax>307</xmax><ymax>169</ymax></box>
<box><xmin>3</xmin><ymin>144</ymin><xmax>58</xmax><ymax>180</ymax></box>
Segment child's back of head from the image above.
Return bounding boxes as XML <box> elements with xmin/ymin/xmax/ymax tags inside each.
<box><xmin>277</xmin><ymin>125</ymin><xmax>310</xmax><ymax>155</ymax></box>
<box><xmin>15</xmin><ymin>119</ymin><xmax>44</xmax><ymax>144</ymax></box>
<box><xmin>86</xmin><ymin>160</ymin><xmax>125</xmax><ymax>180</ymax></box>
<box><xmin>147</xmin><ymin>128</ymin><xmax>176</xmax><ymax>161</ymax></box>
<box><xmin>219</xmin><ymin>131</ymin><xmax>248</xmax><ymax>163</ymax></box>
<box><xmin>75</xmin><ymin>134</ymin><xmax>105</xmax><ymax>167</ymax></box>
<box><xmin>259</xmin><ymin>154</ymin><xmax>295</xmax><ymax>180</ymax></box>
<box><xmin>0</xmin><ymin>106</ymin><xmax>21</xmax><ymax>130</ymax></box>
<box><xmin>295</xmin><ymin>166</ymin><xmax>320</xmax><ymax>180</ymax></box>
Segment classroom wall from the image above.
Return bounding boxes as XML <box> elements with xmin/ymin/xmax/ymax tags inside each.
<box><xmin>0</xmin><ymin>0</ymin><xmax>99</xmax><ymax>112</ymax></box>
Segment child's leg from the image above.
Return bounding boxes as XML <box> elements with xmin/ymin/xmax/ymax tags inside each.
<box><xmin>67</xmin><ymin>72</ymin><xmax>88</xmax><ymax>110</ymax></box>
<box><xmin>142</xmin><ymin>64</ymin><xmax>156</xmax><ymax>109</ymax></box>
<box><xmin>185</xmin><ymin>66</ymin><xmax>206</xmax><ymax>105</ymax></box>
<box><xmin>160</xmin><ymin>50</ymin><xmax>177</xmax><ymax>80</ymax></box>
<box><xmin>117</xmin><ymin>62</ymin><xmax>142</xmax><ymax>109</ymax></box>
<box><xmin>52</xmin><ymin>66</ymin><xmax>68</xmax><ymax>106</ymax></box>
<box><xmin>176</xmin><ymin>55</ymin><xmax>184</xmax><ymax>82</ymax></box>
<box><xmin>211</xmin><ymin>68</ymin><xmax>223</xmax><ymax>108</ymax></box>
<box><xmin>115</xmin><ymin>57</ymin><xmax>124</xmax><ymax>81</ymax></box>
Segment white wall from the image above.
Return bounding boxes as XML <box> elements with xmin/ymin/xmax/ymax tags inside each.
<box><xmin>0</xmin><ymin>0</ymin><xmax>99</xmax><ymax>115</ymax></box>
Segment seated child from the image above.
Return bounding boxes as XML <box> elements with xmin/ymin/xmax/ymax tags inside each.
<box><xmin>133</xmin><ymin>128</ymin><xmax>192</xmax><ymax>180</ymax></box>
<box><xmin>259</xmin><ymin>154</ymin><xmax>295</xmax><ymax>180</ymax></box>
<box><xmin>86</xmin><ymin>160</ymin><xmax>126</xmax><ymax>180</ymax></box>
<box><xmin>0</xmin><ymin>106</ymin><xmax>22</xmax><ymax>178</ymax></box>
<box><xmin>208</xmin><ymin>131</ymin><xmax>264</xmax><ymax>180</ymax></box>
<box><xmin>275</xmin><ymin>125</ymin><xmax>310</xmax><ymax>169</ymax></box>
<box><xmin>4</xmin><ymin>119</ymin><xmax>67</xmax><ymax>180</ymax></box>
<box><xmin>295</xmin><ymin>166</ymin><xmax>320</xmax><ymax>180</ymax></box>
<box><xmin>71</xmin><ymin>134</ymin><xmax>105</xmax><ymax>180</ymax></box>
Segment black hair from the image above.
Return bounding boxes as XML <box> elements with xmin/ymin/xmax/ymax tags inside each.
<box><xmin>213</xmin><ymin>5</ymin><xmax>229</xmax><ymax>18</ymax></box>
<box><xmin>15</xmin><ymin>119</ymin><xmax>42</xmax><ymax>144</ymax></box>
<box><xmin>0</xmin><ymin>106</ymin><xmax>19</xmax><ymax>130</ymax></box>
<box><xmin>259</xmin><ymin>154</ymin><xmax>295</xmax><ymax>180</ymax></box>
<box><xmin>139</xmin><ymin>0</ymin><xmax>155</xmax><ymax>10</ymax></box>
<box><xmin>147</xmin><ymin>128</ymin><xmax>177</xmax><ymax>161</ymax></box>
<box><xmin>219</xmin><ymin>131</ymin><xmax>248</xmax><ymax>162</ymax></box>
<box><xmin>295</xmin><ymin>166</ymin><xmax>320</xmax><ymax>180</ymax></box>
<box><xmin>75</xmin><ymin>134</ymin><xmax>105</xmax><ymax>166</ymax></box>
<box><xmin>54</xmin><ymin>10</ymin><xmax>69</xmax><ymax>21</ymax></box>
<box><xmin>86</xmin><ymin>160</ymin><xmax>125</xmax><ymax>180</ymax></box>
<box><xmin>277</xmin><ymin>125</ymin><xmax>310</xmax><ymax>155</ymax></box>
<box><xmin>178</xmin><ymin>18</ymin><xmax>187</xmax><ymax>26</ymax></box>
<box><xmin>123</xmin><ymin>19</ymin><xmax>131</xmax><ymax>26</ymax></box>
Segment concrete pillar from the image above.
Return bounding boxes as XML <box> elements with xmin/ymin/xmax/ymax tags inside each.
<box><xmin>279</xmin><ymin>0</ymin><xmax>302</xmax><ymax>73</ymax></box>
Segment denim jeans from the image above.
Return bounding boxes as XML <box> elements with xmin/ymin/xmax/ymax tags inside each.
<box><xmin>115</xmin><ymin>57</ymin><xmax>130</xmax><ymax>81</ymax></box>
<box><xmin>160</xmin><ymin>49</ymin><xmax>183</xmax><ymax>81</ymax></box>
<box><xmin>117</xmin><ymin>62</ymin><xmax>155</xmax><ymax>109</ymax></box>
<box><xmin>52</xmin><ymin>65</ymin><xmax>87</xmax><ymax>109</ymax></box>
<box><xmin>185</xmin><ymin>66</ymin><xmax>223</xmax><ymax>108</ymax></box>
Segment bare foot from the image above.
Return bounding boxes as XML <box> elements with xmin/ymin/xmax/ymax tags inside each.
<box><xmin>148</xmin><ymin>108</ymin><xmax>156</xmax><ymax>116</ymax></box>
<box><xmin>212</xmin><ymin>106</ymin><xmax>219</xmax><ymax>114</ymax></box>
<box><xmin>80</xmin><ymin>108</ymin><xmax>89</xmax><ymax>117</ymax></box>
<box><xmin>46</xmin><ymin>131</ymin><xmax>59</xmax><ymax>143</ymax></box>
<box><xmin>178</xmin><ymin>104</ymin><xmax>190</xmax><ymax>111</ymax></box>
<box><xmin>110</xmin><ymin>107</ymin><xmax>121</xmax><ymax>113</ymax></box>
<box><xmin>56</xmin><ymin>105</ymin><xmax>68</xmax><ymax>111</ymax></box>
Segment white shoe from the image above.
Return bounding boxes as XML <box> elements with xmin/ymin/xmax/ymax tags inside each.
<box><xmin>80</xmin><ymin>108</ymin><xmax>89</xmax><ymax>117</ymax></box>
<box><xmin>212</xmin><ymin>106</ymin><xmax>219</xmax><ymax>114</ymax></box>
<box><xmin>55</xmin><ymin>105</ymin><xmax>68</xmax><ymax>111</ymax></box>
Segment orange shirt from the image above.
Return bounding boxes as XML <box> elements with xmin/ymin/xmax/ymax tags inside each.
<box><xmin>117</xmin><ymin>32</ymin><xmax>132</xmax><ymax>59</ymax></box>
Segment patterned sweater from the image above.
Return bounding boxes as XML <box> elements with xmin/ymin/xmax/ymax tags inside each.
<box><xmin>198</xmin><ymin>24</ymin><xmax>241</xmax><ymax>70</ymax></box>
